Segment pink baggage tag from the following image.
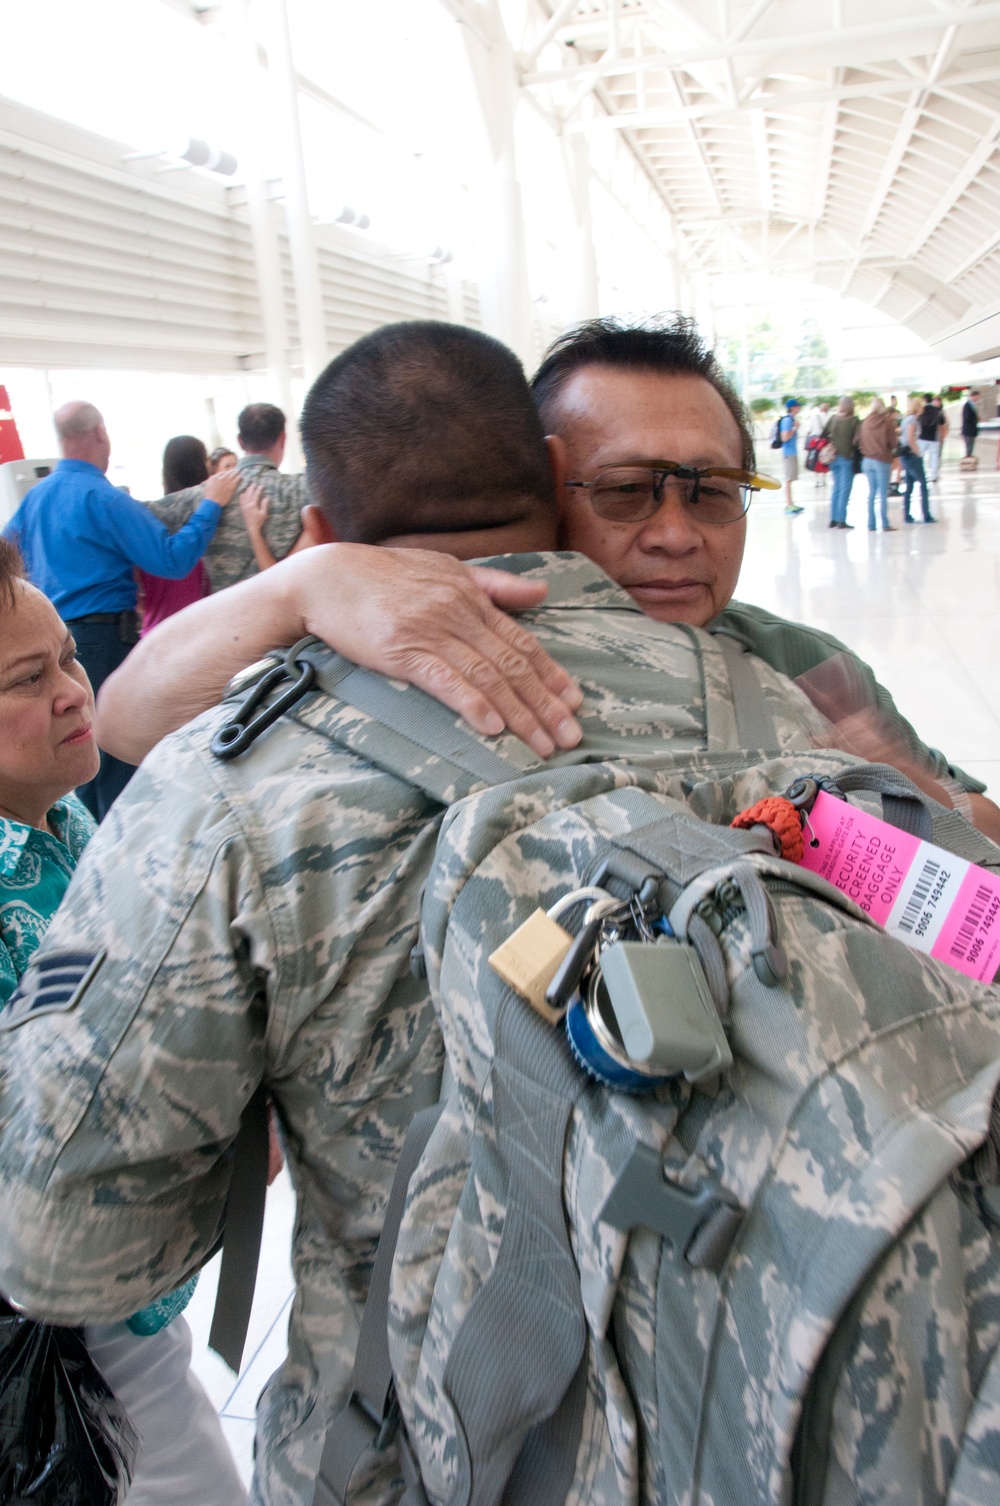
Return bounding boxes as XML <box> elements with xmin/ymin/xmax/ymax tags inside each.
<box><xmin>798</xmin><ymin>790</ymin><xmax>1000</xmax><ymax>984</ymax></box>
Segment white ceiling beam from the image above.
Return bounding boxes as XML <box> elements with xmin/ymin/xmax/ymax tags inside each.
<box><xmin>728</xmin><ymin>0</ymin><xmax>776</xmax><ymax>45</ymax></box>
<box><xmin>523</xmin><ymin>3</ymin><xmax>1000</xmax><ymax>85</ymax></box>
<box><xmin>936</xmin><ymin>80</ymin><xmax>1000</xmax><ymax>124</ymax></box>
<box><xmin>948</xmin><ymin>223</ymin><xmax>1000</xmax><ymax>283</ymax></box>
<box><xmin>903</xmin><ymin>117</ymin><xmax>1000</xmax><ymax>257</ymax></box>
<box><xmin>767</xmin><ymin>221</ymin><xmax>803</xmax><ymax>261</ymax></box>
<box><xmin>839</xmin><ymin>22</ymin><xmax>958</xmax><ymax>292</ymax></box>
<box><xmin>560</xmin><ymin>64</ymin><xmax>1000</xmax><ymax>129</ymax></box>
<box><xmin>437</xmin><ymin>0</ymin><xmax>493</xmax><ymax>49</ymax></box>
<box><xmin>667</xmin><ymin>71</ymin><xmax>726</xmax><ymax>216</ymax></box>
<box><xmin>750</xmin><ymin>110</ymin><xmax>773</xmax><ymax>217</ymax></box>
<box><xmin>590</xmin><ymin>76</ymin><xmax>692</xmax><ymax>247</ymax></box>
<box><xmin>810</xmin><ymin>0</ymin><xmax>845</xmax><ymax>226</ymax></box>
<box><xmin>641</xmin><ymin>0</ymin><xmax>736</xmax><ymax>108</ymax></box>
<box><xmin>519</xmin><ymin>0</ymin><xmax>581</xmax><ymax>70</ymax></box>
<box><xmin>812</xmin><ymin>100</ymin><xmax>838</xmax><ymax>224</ymax></box>
<box><xmin>643</xmin><ymin>0</ymin><xmax>717</xmax><ymax>45</ymax></box>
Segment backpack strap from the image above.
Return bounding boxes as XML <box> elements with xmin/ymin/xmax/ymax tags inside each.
<box><xmin>304</xmin><ymin>645</ymin><xmax>540</xmax><ymax>804</ymax></box>
<box><xmin>214</xmin><ymin>639</ymin><xmax>538</xmax><ymax>803</ymax></box>
<box><xmin>440</xmin><ymin>990</ymin><xmax>589</xmax><ymax>1506</ymax></box>
<box><xmin>706</xmin><ymin>630</ymin><xmax>781</xmax><ymax>752</ymax></box>
<box><xmin>208</xmin><ymin>1082</ymin><xmax>270</xmax><ymax>1372</ymax></box>
<box><xmin>315</xmin><ymin>1104</ymin><xmax>443</xmax><ymax>1506</ymax></box>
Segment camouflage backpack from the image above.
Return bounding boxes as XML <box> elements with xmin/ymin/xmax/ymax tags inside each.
<box><xmin>278</xmin><ymin>652</ymin><xmax>1000</xmax><ymax>1506</ymax></box>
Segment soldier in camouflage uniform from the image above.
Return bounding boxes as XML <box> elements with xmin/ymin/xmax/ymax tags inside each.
<box><xmin>0</xmin><ymin>323</ymin><xmax>838</xmax><ymax>1506</ymax></box>
<box><xmin>147</xmin><ymin>402</ymin><xmax>308</xmax><ymax>592</ymax></box>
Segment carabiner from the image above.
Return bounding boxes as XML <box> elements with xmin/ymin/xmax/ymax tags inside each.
<box><xmin>212</xmin><ymin>636</ymin><xmax>318</xmax><ymax>760</ymax></box>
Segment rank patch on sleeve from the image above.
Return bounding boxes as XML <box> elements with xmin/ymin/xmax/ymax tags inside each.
<box><xmin>0</xmin><ymin>949</ymin><xmax>106</xmax><ymax>1030</ymax></box>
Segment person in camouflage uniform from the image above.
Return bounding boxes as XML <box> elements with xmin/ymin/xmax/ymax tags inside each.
<box><xmin>147</xmin><ymin>403</ymin><xmax>309</xmax><ymax>592</ymax></box>
<box><xmin>0</xmin><ymin>323</ymin><xmax>837</xmax><ymax>1506</ymax></box>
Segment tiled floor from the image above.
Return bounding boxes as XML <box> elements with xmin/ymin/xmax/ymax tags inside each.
<box><xmin>738</xmin><ymin>434</ymin><xmax>1000</xmax><ymax>795</ymax></box>
<box><xmin>187</xmin><ymin>434</ymin><xmax>1000</xmax><ymax>1489</ymax></box>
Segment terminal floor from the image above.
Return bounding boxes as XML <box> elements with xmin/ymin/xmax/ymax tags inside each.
<box><xmin>187</xmin><ymin>447</ymin><xmax>1000</xmax><ymax>1486</ymax></box>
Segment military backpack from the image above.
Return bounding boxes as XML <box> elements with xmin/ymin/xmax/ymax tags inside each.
<box><xmin>218</xmin><ymin>635</ymin><xmax>1000</xmax><ymax>1506</ymax></box>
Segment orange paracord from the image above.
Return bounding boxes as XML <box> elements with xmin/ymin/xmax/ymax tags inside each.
<box><xmin>731</xmin><ymin>796</ymin><xmax>804</xmax><ymax>864</ymax></box>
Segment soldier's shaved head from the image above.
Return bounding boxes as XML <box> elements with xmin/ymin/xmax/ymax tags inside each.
<box><xmin>300</xmin><ymin>322</ymin><xmax>556</xmax><ymax>546</ymax></box>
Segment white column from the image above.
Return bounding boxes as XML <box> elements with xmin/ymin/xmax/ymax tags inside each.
<box><xmin>224</xmin><ymin>0</ymin><xmax>298</xmax><ymax>460</ymax></box>
<box><xmin>453</xmin><ymin>0</ymin><xmax>534</xmax><ymax>364</ymax></box>
<box><xmin>670</xmin><ymin>248</ymin><xmax>687</xmax><ymax>314</ymax></box>
<box><xmin>261</xmin><ymin>0</ymin><xmax>329</xmax><ymax>388</ymax></box>
<box><xmin>446</xmin><ymin>262</ymin><xmax>467</xmax><ymax>325</ymax></box>
<box><xmin>560</xmin><ymin>132</ymin><xmax>600</xmax><ymax>323</ymax></box>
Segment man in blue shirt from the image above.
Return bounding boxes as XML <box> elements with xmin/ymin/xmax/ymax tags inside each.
<box><xmin>3</xmin><ymin>401</ymin><xmax>237</xmax><ymax>818</ymax></box>
<box><xmin>780</xmin><ymin>397</ymin><xmax>804</xmax><ymax>515</ymax></box>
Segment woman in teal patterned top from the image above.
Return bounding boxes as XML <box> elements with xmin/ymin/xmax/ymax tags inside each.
<box><xmin>0</xmin><ymin>793</ymin><xmax>95</xmax><ymax>1003</ymax></box>
<box><xmin>0</xmin><ymin>538</ymin><xmax>245</xmax><ymax>1505</ymax></box>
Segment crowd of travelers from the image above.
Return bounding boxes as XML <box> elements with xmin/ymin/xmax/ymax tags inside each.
<box><xmin>773</xmin><ymin>386</ymin><xmax>983</xmax><ymax>530</ymax></box>
<box><xmin>1</xmin><ymin>317</ymin><xmax>998</xmax><ymax>1506</ymax></box>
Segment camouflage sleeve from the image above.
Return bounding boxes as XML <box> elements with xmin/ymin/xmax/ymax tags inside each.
<box><xmin>260</xmin><ymin>476</ymin><xmax>307</xmax><ymax>561</ymax></box>
<box><xmin>143</xmin><ymin>485</ymin><xmax>204</xmax><ymax>532</ymax></box>
<box><xmin>0</xmin><ymin>705</ymin><xmax>444</xmax><ymax>1344</ymax></box>
<box><xmin>0</xmin><ymin>759</ymin><xmax>272</xmax><ymax>1324</ymax></box>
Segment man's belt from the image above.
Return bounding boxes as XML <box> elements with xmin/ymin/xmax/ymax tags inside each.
<box><xmin>65</xmin><ymin>610</ymin><xmax>140</xmax><ymax>645</ymax></box>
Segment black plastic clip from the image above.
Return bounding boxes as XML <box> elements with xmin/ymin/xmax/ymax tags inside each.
<box><xmin>212</xmin><ymin>636</ymin><xmax>318</xmax><ymax>761</ymax></box>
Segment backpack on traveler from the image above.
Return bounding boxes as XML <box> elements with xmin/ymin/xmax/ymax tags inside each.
<box><xmin>271</xmin><ymin>638</ymin><xmax>1000</xmax><ymax>1506</ymax></box>
<box><xmin>769</xmin><ymin>415</ymin><xmax>784</xmax><ymax>449</ymax></box>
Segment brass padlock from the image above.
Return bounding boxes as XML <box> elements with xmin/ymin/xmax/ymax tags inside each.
<box><xmin>488</xmin><ymin>909</ymin><xmax>574</xmax><ymax>1024</ymax></box>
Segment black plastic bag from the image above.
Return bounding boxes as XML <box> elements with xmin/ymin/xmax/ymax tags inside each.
<box><xmin>0</xmin><ymin>1303</ymin><xmax>139</xmax><ymax>1506</ymax></box>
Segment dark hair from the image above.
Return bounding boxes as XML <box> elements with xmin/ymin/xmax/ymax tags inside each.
<box><xmin>300</xmin><ymin>321</ymin><xmax>555</xmax><ymax>544</ymax></box>
<box><xmin>238</xmin><ymin>403</ymin><xmax>286</xmax><ymax>452</ymax></box>
<box><xmin>923</xmin><ymin>393</ymin><xmax>933</xmax><ymax>403</ymax></box>
<box><xmin>209</xmin><ymin>447</ymin><xmax>237</xmax><ymax>468</ymax></box>
<box><xmin>0</xmin><ymin>535</ymin><xmax>26</xmax><ymax>612</ymax></box>
<box><xmin>162</xmin><ymin>435</ymin><xmax>209</xmax><ymax>494</ymax></box>
<box><xmin>531</xmin><ymin>314</ymin><xmax>754</xmax><ymax>469</ymax></box>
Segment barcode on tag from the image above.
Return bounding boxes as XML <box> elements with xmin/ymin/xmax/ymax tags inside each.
<box><xmin>800</xmin><ymin>791</ymin><xmax>1000</xmax><ymax>982</ymax></box>
<box><xmin>896</xmin><ymin>859</ymin><xmax>941</xmax><ymax>935</ymax></box>
<box><xmin>950</xmin><ymin>884</ymin><xmax>994</xmax><ymax>962</ymax></box>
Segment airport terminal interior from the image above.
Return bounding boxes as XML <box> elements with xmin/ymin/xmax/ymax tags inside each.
<box><xmin>4</xmin><ymin>0</ymin><xmax>1000</xmax><ymax>1495</ymax></box>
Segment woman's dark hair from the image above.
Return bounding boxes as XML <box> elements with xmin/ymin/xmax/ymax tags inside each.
<box><xmin>209</xmin><ymin>447</ymin><xmax>237</xmax><ymax>472</ymax></box>
<box><xmin>531</xmin><ymin>314</ymin><xmax>755</xmax><ymax>470</ymax></box>
<box><xmin>162</xmin><ymin>435</ymin><xmax>210</xmax><ymax>494</ymax></box>
<box><xmin>0</xmin><ymin>535</ymin><xmax>26</xmax><ymax>612</ymax></box>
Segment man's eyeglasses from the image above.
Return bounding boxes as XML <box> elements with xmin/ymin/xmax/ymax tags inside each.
<box><xmin>565</xmin><ymin>462</ymin><xmax>781</xmax><ymax>526</ymax></box>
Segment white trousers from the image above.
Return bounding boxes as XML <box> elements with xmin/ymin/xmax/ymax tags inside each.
<box><xmin>84</xmin><ymin>1317</ymin><xmax>246</xmax><ymax>1506</ymax></box>
<box><xmin>918</xmin><ymin>437</ymin><xmax>941</xmax><ymax>480</ymax></box>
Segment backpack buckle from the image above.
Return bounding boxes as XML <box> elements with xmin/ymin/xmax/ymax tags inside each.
<box><xmin>315</xmin><ymin>1388</ymin><xmax>401</xmax><ymax>1506</ymax></box>
<box><xmin>600</xmin><ymin>1143</ymin><xmax>742</xmax><ymax>1272</ymax></box>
